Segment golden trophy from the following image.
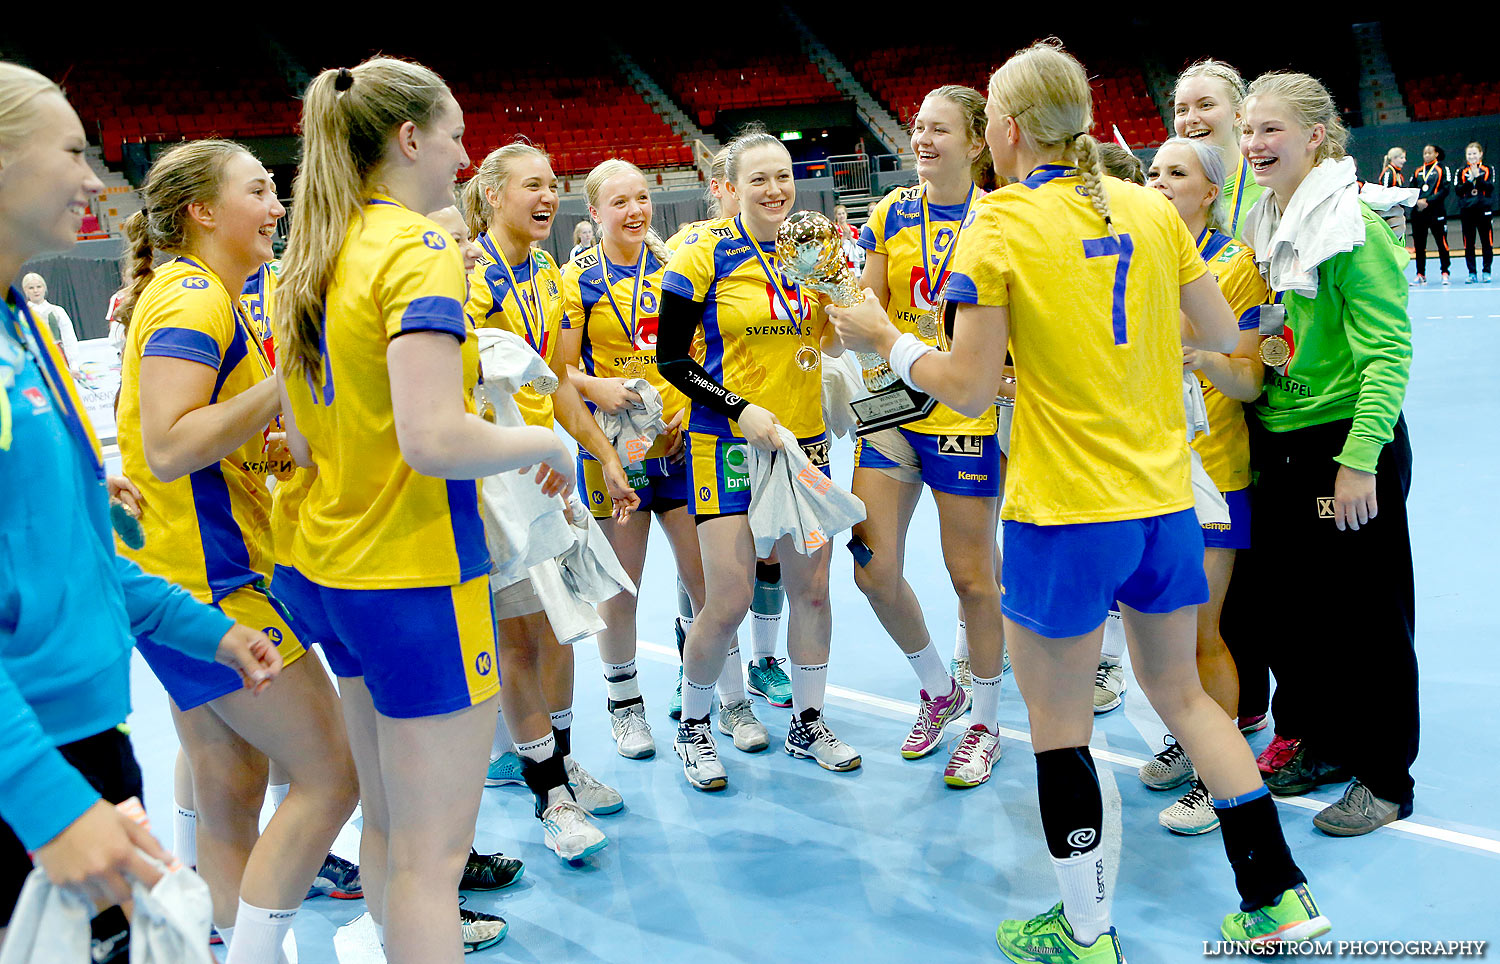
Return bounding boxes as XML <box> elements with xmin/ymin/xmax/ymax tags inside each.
<box><xmin>775</xmin><ymin>211</ymin><xmax>937</xmax><ymax>435</ymax></box>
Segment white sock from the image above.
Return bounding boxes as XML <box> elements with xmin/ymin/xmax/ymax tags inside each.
<box><xmin>516</xmin><ymin>733</ymin><xmax>569</xmax><ymax>808</ymax></box>
<box><xmin>515</xmin><ymin>733</ymin><xmax>554</xmax><ymax>764</ymax></box>
<box><xmin>267</xmin><ymin>783</ymin><xmax>290</xmax><ymax>812</ymax></box>
<box><xmin>372</xmin><ymin>920</ymin><xmax>383</xmax><ymax>947</ymax></box>
<box><xmin>954</xmin><ymin>619</ymin><xmax>970</xmax><ymax>660</ymax></box>
<box><xmin>1099</xmin><ymin>610</ymin><xmax>1126</xmax><ymax>664</ymax></box>
<box><xmin>789</xmin><ymin>661</ymin><xmax>828</xmax><ymax>716</ymax></box>
<box><xmin>225</xmin><ymin>899</ymin><xmax>296</xmax><ymax>964</ymax></box>
<box><xmin>972</xmin><ymin>673</ymin><xmax>1002</xmax><ymax>732</ymax></box>
<box><xmin>604</xmin><ymin>658</ymin><xmax>641</xmax><ymax>702</ymax></box>
<box><xmin>491</xmin><ymin>709</ymin><xmax>516</xmax><ymax>760</ymax></box>
<box><xmin>750</xmin><ymin>611</ymin><xmax>780</xmax><ymax>661</ymax></box>
<box><xmin>549</xmin><ymin>708</ymin><xmax>573</xmax><ymax>733</ymax></box>
<box><xmin>904</xmin><ymin>641</ymin><xmax>952</xmax><ymax>697</ymax></box>
<box><xmin>215</xmin><ymin>924</ymin><xmax>234</xmax><ymax>947</ymax></box>
<box><xmin>717</xmin><ymin>641</ymin><xmax>746</xmax><ymax>703</ymax></box>
<box><xmin>1051</xmin><ymin>848</ymin><xmax>1112</xmax><ymax>946</ymax></box>
<box><xmin>681</xmin><ymin>675</ymin><xmax>716</xmax><ymax>722</ymax></box>
<box><xmin>172</xmin><ymin>806</ymin><xmax>197</xmax><ymax>869</ymax></box>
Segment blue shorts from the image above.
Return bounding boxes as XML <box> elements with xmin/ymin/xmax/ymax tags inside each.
<box><xmin>1000</xmin><ymin>508</ymin><xmax>1209</xmax><ymax>638</ymax></box>
<box><xmin>578</xmin><ymin>452</ymin><xmax>690</xmax><ymax>519</ymax></box>
<box><xmin>688</xmin><ymin>431</ymin><xmax>831</xmax><ymax>517</ymax></box>
<box><xmin>854</xmin><ymin>427</ymin><xmax>1001</xmax><ymax>498</ymax></box>
<box><xmin>270</xmin><ymin>565</ymin><xmax>498</xmax><ymax>719</ymax></box>
<box><xmin>136</xmin><ymin>581</ymin><xmax>306</xmax><ymax>711</ymax></box>
<box><xmin>1202</xmin><ymin>487</ymin><xmax>1251</xmax><ymax>550</ymax></box>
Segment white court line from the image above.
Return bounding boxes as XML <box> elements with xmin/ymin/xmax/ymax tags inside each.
<box><xmin>633</xmin><ymin>639</ymin><xmax>1500</xmax><ymax>857</ymax></box>
<box><xmin>1457</xmin><ymin>315</ymin><xmax>1474</xmax><ymax>319</ymax></box>
<box><xmin>1426</xmin><ymin>315</ymin><xmax>1444</xmax><ymax>320</ymax></box>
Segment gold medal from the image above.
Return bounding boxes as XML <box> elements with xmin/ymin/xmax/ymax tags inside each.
<box><xmin>478</xmin><ymin>397</ymin><xmax>496</xmax><ymax>423</ymax></box>
<box><xmin>916</xmin><ymin>308</ymin><xmax>940</xmax><ymax>340</ymax></box>
<box><xmin>528</xmin><ymin>373</ymin><xmax>560</xmax><ymax>396</ymax></box>
<box><xmin>795</xmin><ymin>345</ymin><xmax>821</xmax><ymax>372</ymax></box>
<box><xmin>1259</xmin><ymin>335</ymin><xmax>1290</xmax><ymax>367</ymax></box>
<box><xmin>623</xmin><ymin>356</ymin><xmax>649</xmax><ymax>378</ymax></box>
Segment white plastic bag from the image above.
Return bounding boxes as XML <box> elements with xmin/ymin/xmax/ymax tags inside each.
<box><xmin>0</xmin><ymin>868</ymin><xmax>91</xmax><ymax>964</ymax></box>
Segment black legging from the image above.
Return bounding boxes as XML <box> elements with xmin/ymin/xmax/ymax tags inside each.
<box><xmin>1460</xmin><ymin>210</ymin><xmax>1493</xmax><ymax>274</ymax></box>
<box><xmin>1411</xmin><ymin>211</ymin><xmax>1451</xmax><ymax>277</ymax></box>
<box><xmin>1247</xmin><ymin>415</ymin><xmax>1418</xmax><ymax>806</ymax></box>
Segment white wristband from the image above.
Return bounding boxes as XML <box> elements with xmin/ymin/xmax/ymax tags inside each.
<box><xmin>889</xmin><ymin>332</ymin><xmax>936</xmax><ymax>390</ymax></box>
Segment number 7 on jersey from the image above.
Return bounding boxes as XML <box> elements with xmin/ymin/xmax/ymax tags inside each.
<box><xmin>1081</xmin><ymin>233</ymin><xmax>1135</xmax><ymax>346</ymax></box>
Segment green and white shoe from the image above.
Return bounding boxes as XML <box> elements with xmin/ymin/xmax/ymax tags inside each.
<box><xmin>996</xmin><ymin>903</ymin><xmax>1124</xmax><ymax>964</ymax></box>
<box><xmin>669</xmin><ymin>667</ymin><xmax>683</xmax><ymax>721</ymax></box>
<box><xmin>1220</xmin><ymin>883</ymin><xmax>1331</xmax><ymax>944</ymax></box>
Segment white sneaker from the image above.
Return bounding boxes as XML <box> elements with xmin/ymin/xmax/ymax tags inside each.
<box><xmin>540</xmin><ymin>800</ymin><xmax>608</xmax><ymax>862</ymax></box>
<box><xmin>674</xmin><ymin>719</ymin><xmax>728</xmax><ymax>791</ymax></box>
<box><xmin>565</xmin><ymin>757</ymin><xmax>624</xmax><ymax>815</ymax></box>
<box><xmin>943</xmin><ymin>724</ymin><xmax>1001</xmax><ymax>788</ymax></box>
<box><xmin>784</xmin><ymin>709</ymin><xmax>861</xmax><ymax>771</ymax></box>
<box><xmin>1093</xmin><ymin>661</ymin><xmax>1127</xmax><ymax>714</ymax></box>
<box><xmin>949</xmin><ymin>655</ymin><xmax>973</xmax><ymax>696</ymax></box>
<box><xmin>717</xmin><ymin>698</ymin><xmax>769</xmax><ymax>752</ymax></box>
<box><xmin>1139</xmin><ymin>735</ymin><xmax>1195</xmax><ymax>790</ymax></box>
<box><xmin>1159</xmin><ymin>779</ymin><xmax>1220</xmax><ymax>835</ymax></box>
<box><xmin>610</xmin><ymin>702</ymin><xmax>655</xmax><ymax>760</ymax></box>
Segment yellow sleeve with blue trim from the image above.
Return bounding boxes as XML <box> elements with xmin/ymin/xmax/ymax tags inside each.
<box><xmin>137</xmin><ymin>274</ymin><xmax>237</xmax><ymax>372</ymax></box>
<box><xmin>857</xmin><ymin>188</ymin><xmax>898</xmax><ymax>255</ymax></box>
<box><xmin>661</xmin><ymin>228</ymin><xmax>716</xmax><ymax>302</ymax></box>
<box><xmin>945</xmin><ymin>195</ymin><xmax>1011</xmax><ymax>308</ymax></box>
<box><xmin>380</xmin><ymin>226</ymin><xmax>466</xmax><ymax>341</ymax></box>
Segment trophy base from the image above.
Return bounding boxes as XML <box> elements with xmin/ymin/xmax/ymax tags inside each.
<box><xmin>850</xmin><ymin>386</ymin><xmax>939</xmax><ymax>436</ymax></box>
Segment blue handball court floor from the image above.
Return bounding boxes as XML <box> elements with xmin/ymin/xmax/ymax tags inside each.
<box><xmin>122</xmin><ymin>276</ymin><xmax>1500</xmax><ymax>962</ymax></box>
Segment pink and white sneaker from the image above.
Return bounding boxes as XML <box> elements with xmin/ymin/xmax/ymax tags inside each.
<box><xmin>900</xmin><ymin>680</ymin><xmax>970</xmax><ymax>759</ymax></box>
<box><xmin>943</xmin><ymin>724</ymin><xmax>1001</xmax><ymax>788</ymax></box>
<box><xmin>1257</xmin><ymin>734</ymin><xmax>1302</xmax><ymax>774</ymax></box>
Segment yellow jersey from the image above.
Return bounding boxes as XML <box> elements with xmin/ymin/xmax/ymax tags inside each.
<box><xmin>560</xmin><ymin>243</ymin><xmax>687</xmax><ymax>459</ymax></box>
<box><xmin>1192</xmin><ymin>230</ymin><xmax>1270</xmax><ymax>493</ymax></box>
<box><xmin>946</xmin><ymin>165</ymin><xmax>1206</xmax><ymax>525</ymax></box>
<box><xmin>117</xmin><ymin>257</ymin><xmax>276</xmax><ymax>600</ymax></box>
<box><xmin>860</xmin><ymin>183</ymin><xmax>995</xmax><ymax>436</ymax></box>
<box><xmin>661</xmin><ymin>215</ymin><xmax>826</xmax><ymax>439</ymax></box>
<box><xmin>467</xmin><ymin>232</ymin><xmax>564</xmax><ymax>428</ymax></box>
<box><xmin>666</xmin><ymin>220</ymin><xmax>707</xmax><ymax>252</ymax></box>
<box><xmin>284</xmin><ymin>195</ymin><xmax>486</xmax><ymax>589</ymax></box>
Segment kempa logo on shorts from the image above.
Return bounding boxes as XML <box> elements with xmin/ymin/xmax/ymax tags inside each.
<box><xmin>475</xmin><ymin>651</ymin><xmax>493</xmax><ymax>676</ymax></box>
<box><xmin>957</xmin><ymin>471</ymin><xmax>988</xmax><ymax>481</ymax></box>
<box><xmin>1317</xmin><ymin>496</ymin><xmax>1336</xmax><ymax>519</ymax></box>
<box><xmin>938</xmin><ymin>435</ymin><xmax>983</xmax><ymax>457</ymax></box>
<box><xmin>723</xmin><ymin>443</ymin><xmax>750</xmax><ymax>491</ymax></box>
<box><xmin>592</xmin><ymin>489</ymin><xmax>606</xmax><ymax>504</ymax></box>
<box><xmin>264</xmin><ymin>626</ymin><xmax>283</xmax><ymax>646</ymax></box>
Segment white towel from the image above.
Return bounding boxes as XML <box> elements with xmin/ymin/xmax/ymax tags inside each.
<box><xmin>820</xmin><ymin>351</ymin><xmax>865</xmax><ymax>439</ymax></box>
<box><xmin>746</xmin><ymin>426</ymin><xmax>866</xmax><ymax>557</ymax></box>
<box><xmin>1358</xmin><ymin>182</ymin><xmax>1419</xmax><ymax>217</ymax></box>
<box><xmin>528</xmin><ymin>493</ymin><xmax>636</xmax><ymax>645</ymax></box>
<box><xmin>475</xmin><ymin>328</ymin><xmax>576</xmax><ymax>589</ymax></box>
<box><xmin>594</xmin><ymin>378</ymin><xmax>667</xmax><ymax>465</ymax></box>
<box><xmin>129</xmin><ymin>862</ymin><xmax>214</xmax><ymax>964</ymax></box>
<box><xmin>1183</xmin><ymin>372</ymin><xmax>1229</xmax><ymax>525</ymax></box>
<box><xmin>1242</xmin><ymin>157</ymin><xmax>1365</xmax><ymax>298</ymax></box>
<box><xmin>0</xmin><ymin>861</ymin><xmax>212</xmax><ymax>964</ymax></box>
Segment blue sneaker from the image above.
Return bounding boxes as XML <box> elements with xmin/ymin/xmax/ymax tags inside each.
<box><xmin>746</xmin><ymin>657</ymin><xmax>793</xmax><ymax>707</ymax></box>
<box><xmin>306</xmin><ymin>852</ymin><xmax>362</xmax><ymax>900</ymax></box>
<box><xmin>1484</xmin><ymin>271</ymin><xmax>1493</xmax><ymax>283</ymax></box>
<box><xmin>486</xmin><ymin>751</ymin><xmax>525</xmax><ymax>788</ymax></box>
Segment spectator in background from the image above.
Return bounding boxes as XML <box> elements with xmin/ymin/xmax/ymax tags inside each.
<box><xmin>1456</xmin><ymin>141</ymin><xmax>1493</xmax><ymax>283</ymax></box>
<box><xmin>1410</xmin><ymin>143</ymin><xmax>1451</xmax><ymax>284</ymax></box>
<box><xmin>21</xmin><ymin>272</ymin><xmax>78</xmax><ymax>369</ymax></box>
<box><xmin>568</xmin><ymin>219</ymin><xmax>594</xmax><ymax>261</ymax></box>
<box><xmin>834</xmin><ymin>203</ymin><xmax>863</xmax><ymax>271</ymax></box>
<box><xmin>1379</xmin><ymin>147</ymin><xmax>1406</xmax><ymax>188</ymax></box>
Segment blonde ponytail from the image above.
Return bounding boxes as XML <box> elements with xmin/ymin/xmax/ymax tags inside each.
<box><xmin>989</xmin><ymin>40</ymin><xmax>1113</xmax><ymax>234</ymax></box>
<box><xmin>275</xmin><ymin>58</ymin><xmax>451</xmax><ymax>384</ymax></box>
